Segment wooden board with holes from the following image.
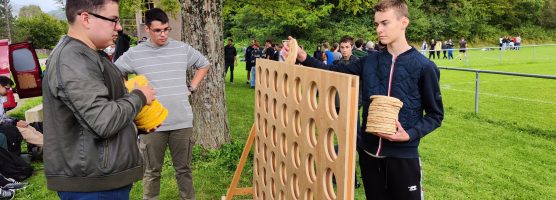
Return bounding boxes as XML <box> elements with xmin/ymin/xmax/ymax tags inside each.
<box><xmin>252</xmin><ymin>58</ymin><xmax>359</xmax><ymax>200</ymax></box>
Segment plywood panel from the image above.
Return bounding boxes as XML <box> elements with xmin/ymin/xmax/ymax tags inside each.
<box><xmin>253</xmin><ymin>59</ymin><xmax>359</xmax><ymax>200</ymax></box>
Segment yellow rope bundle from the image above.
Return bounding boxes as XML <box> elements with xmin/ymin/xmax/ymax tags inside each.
<box><xmin>125</xmin><ymin>75</ymin><xmax>168</xmax><ymax>132</ymax></box>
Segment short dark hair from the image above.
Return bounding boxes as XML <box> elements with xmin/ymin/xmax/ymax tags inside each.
<box><xmin>373</xmin><ymin>0</ymin><xmax>409</xmax><ymax>18</ymax></box>
<box><xmin>66</xmin><ymin>0</ymin><xmax>119</xmax><ymax>24</ymax></box>
<box><xmin>340</xmin><ymin>35</ymin><xmax>354</xmax><ymax>46</ymax></box>
<box><xmin>0</xmin><ymin>76</ymin><xmax>13</xmax><ymax>88</ymax></box>
<box><xmin>228</xmin><ymin>38</ymin><xmax>233</xmax><ymax>42</ymax></box>
<box><xmin>265</xmin><ymin>39</ymin><xmax>272</xmax><ymax>44</ymax></box>
<box><xmin>332</xmin><ymin>43</ymin><xmax>339</xmax><ymax>51</ymax></box>
<box><xmin>145</xmin><ymin>8</ymin><xmax>169</xmax><ymax>26</ymax></box>
<box><xmin>355</xmin><ymin>38</ymin><xmax>364</xmax><ymax>48</ymax></box>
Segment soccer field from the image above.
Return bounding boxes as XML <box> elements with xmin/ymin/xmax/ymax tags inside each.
<box><xmin>419</xmin><ymin>46</ymin><xmax>556</xmax><ymax>199</ymax></box>
<box><xmin>433</xmin><ymin>45</ymin><xmax>556</xmax><ymax>131</ymax></box>
<box><xmin>14</xmin><ymin>45</ymin><xmax>556</xmax><ymax>199</ymax></box>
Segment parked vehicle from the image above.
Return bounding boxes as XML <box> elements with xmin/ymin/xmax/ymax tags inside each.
<box><xmin>0</xmin><ymin>39</ymin><xmax>43</xmax><ymax>111</ymax></box>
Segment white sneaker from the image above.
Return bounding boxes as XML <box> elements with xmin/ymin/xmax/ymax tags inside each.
<box><xmin>0</xmin><ymin>189</ymin><xmax>14</xmax><ymax>200</ymax></box>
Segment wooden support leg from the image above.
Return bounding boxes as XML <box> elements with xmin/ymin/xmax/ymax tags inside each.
<box><xmin>223</xmin><ymin>124</ymin><xmax>256</xmax><ymax>200</ymax></box>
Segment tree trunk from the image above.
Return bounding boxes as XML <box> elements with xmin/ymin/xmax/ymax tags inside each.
<box><xmin>179</xmin><ymin>0</ymin><xmax>230</xmax><ymax>149</ymax></box>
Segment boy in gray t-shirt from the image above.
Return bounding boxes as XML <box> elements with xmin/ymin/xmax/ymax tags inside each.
<box><xmin>114</xmin><ymin>8</ymin><xmax>209</xmax><ymax>200</ymax></box>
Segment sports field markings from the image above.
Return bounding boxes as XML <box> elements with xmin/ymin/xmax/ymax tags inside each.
<box><xmin>442</xmin><ymin>78</ymin><xmax>526</xmax><ymax>86</ymax></box>
<box><xmin>441</xmin><ymin>87</ymin><xmax>556</xmax><ymax>105</ymax></box>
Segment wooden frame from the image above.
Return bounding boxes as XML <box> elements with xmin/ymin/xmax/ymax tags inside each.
<box><xmin>224</xmin><ymin>45</ymin><xmax>359</xmax><ymax>200</ymax></box>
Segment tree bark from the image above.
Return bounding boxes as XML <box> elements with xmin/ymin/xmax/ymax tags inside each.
<box><xmin>179</xmin><ymin>0</ymin><xmax>230</xmax><ymax>149</ymax></box>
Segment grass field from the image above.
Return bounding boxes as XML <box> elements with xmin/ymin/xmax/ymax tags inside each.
<box><xmin>13</xmin><ymin>46</ymin><xmax>556</xmax><ymax>199</ymax></box>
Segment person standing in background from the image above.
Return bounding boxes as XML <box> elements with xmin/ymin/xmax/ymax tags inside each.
<box><xmin>224</xmin><ymin>38</ymin><xmax>237</xmax><ymax>83</ymax></box>
<box><xmin>446</xmin><ymin>39</ymin><xmax>454</xmax><ymax>60</ymax></box>
<box><xmin>428</xmin><ymin>39</ymin><xmax>436</xmax><ymax>59</ymax></box>
<box><xmin>113</xmin><ymin>30</ymin><xmax>130</xmax><ymax>62</ymax></box>
<box><xmin>459</xmin><ymin>37</ymin><xmax>467</xmax><ymax>60</ymax></box>
<box><xmin>245</xmin><ymin>39</ymin><xmax>256</xmax><ymax>84</ymax></box>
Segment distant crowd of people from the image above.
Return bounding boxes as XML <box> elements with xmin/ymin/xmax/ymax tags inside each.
<box><xmin>224</xmin><ymin>39</ymin><xmax>284</xmax><ymax>86</ymax></box>
<box><xmin>420</xmin><ymin>38</ymin><xmax>467</xmax><ymax>60</ymax></box>
<box><xmin>223</xmin><ymin>37</ymin><xmax>386</xmax><ymax>87</ymax></box>
<box><xmin>500</xmin><ymin>35</ymin><xmax>521</xmax><ymax>50</ymax></box>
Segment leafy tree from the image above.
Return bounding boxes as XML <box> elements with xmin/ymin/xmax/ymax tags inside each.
<box><xmin>119</xmin><ymin>0</ymin><xmax>179</xmax><ymax>18</ymax></box>
<box><xmin>337</xmin><ymin>0</ymin><xmax>378</xmax><ymax>14</ymax></box>
<box><xmin>18</xmin><ymin>5</ymin><xmax>43</xmax><ymax>18</ymax></box>
<box><xmin>13</xmin><ymin>13</ymin><xmax>66</xmax><ymax>49</ymax></box>
<box><xmin>227</xmin><ymin>0</ymin><xmax>334</xmax><ymax>41</ymax></box>
<box><xmin>0</xmin><ymin>0</ymin><xmax>13</xmax><ymax>40</ymax></box>
<box><xmin>225</xmin><ymin>0</ymin><xmax>556</xmax><ymax>44</ymax></box>
<box><xmin>539</xmin><ymin>0</ymin><xmax>556</xmax><ymax>28</ymax></box>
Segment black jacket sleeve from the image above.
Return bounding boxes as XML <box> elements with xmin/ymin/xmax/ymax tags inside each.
<box><xmin>406</xmin><ymin>62</ymin><xmax>444</xmax><ymax>141</ymax></box>
<box><xmin>300</xmin><ymin>56</ymin><xmax>363</xmax><ymax>75</ymax></box>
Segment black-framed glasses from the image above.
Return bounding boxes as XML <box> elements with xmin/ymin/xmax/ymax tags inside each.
<box><xmin>79</xmin><ymin>12</ymin><xmax>120</xmax><ymax>29</ymax></box>
<box><xmin>149</xmin><ymin>27</ymin><xmax>172</xmax><ymax>35</ymax></box>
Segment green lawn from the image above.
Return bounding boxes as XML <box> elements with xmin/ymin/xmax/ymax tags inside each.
<box><xmin>13</xmin><ymin>46</ymin><xmax>556</xmax><ymax>199</ymax></box>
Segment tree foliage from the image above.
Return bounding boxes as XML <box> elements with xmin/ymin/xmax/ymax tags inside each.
<box><xmin>0</xmin><ymin>0</ymin><xmax>13</xmax><ymax>39</ymax></box>
<box><xmin>539</xmin><ymin>0</ymin><xmax>556</xmax><ymax>28</ymax></box>
<box><xmin>18</xmin><ymin>5</ymin><xmax>43</xmax><ymax>18</ymax></box>
<box><xmin>224</xmin><ymin>0</ymin><xmax>334</xmax><ymax>41</ymax></box>
<box><xmin>224</xmin><ymin>0</ymin><xmax>556</xmax><ymax>45</ymax></box>
<box><xmin>119</xmin><ymin>0</ymin><xmax>179</xmax><ymax>18</ymax></box>
<box><xmin>13</xmin><ymin>13</ymin><xmax>66</xmax><ymax>49</ymax></box>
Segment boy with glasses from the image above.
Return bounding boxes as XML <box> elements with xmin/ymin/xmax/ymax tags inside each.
<box><xmin>115</xmin><ymin>8</ymin><xmax>210</xmax><ymax>200</ymax></box>
<box><xmin>43</xmin><ymin>0</ymin><xmax>156</xmax><ymax>198</ymax></box>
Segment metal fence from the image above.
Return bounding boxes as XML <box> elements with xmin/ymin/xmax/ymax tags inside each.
<box><xmin>438</xmin><ymin>66</ymin><xmax>556</xmax><ymax>113</ymax></box>
<box><xmin>422</xmin><ymin>44</ymin><xmax>556</xmax><ymax>66</ymax></box>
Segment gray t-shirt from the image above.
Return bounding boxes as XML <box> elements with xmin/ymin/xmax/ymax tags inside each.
<box><xmin>0</xmin><ymin>96</ymin><xmax>6</xmax><ymax>123</ymax></box>
<box><xmin>115</xmin><ymin>39</ymin><xmax>209</xmax><ymax>131</ymax></box>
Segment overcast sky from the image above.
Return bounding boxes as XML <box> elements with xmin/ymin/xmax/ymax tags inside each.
<box><xmin>12</xmin><ymin>0</ymin><xmax>60</xmax><ymax>13</ymax></box>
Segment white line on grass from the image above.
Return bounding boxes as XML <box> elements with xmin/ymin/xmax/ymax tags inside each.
<box><xmin>442</xmin><ymin>78</ymin><xmax>526</xmax><ymax>86</ymax></box>
<box><xmin>441</xmin><ymin>87</ymin><xmax>556</xmax><ymax>104</ymax></box>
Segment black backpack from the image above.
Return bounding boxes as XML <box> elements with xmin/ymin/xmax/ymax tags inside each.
<box><xmin>0</xmin><ymin>147</ymin><xmax>33</xmax><ymax>181</ymax></box>
<box><xmin>0</xmin><ymin>122</ymin><xmax>23</xmax><ymax>155</ymax></box>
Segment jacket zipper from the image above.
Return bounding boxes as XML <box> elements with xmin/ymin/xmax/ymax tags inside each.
<box><xmin>103</xmin><ymin>140</ymin><xmax>109</xmax><ymax>168</ymax></box>
<box><xmin>376</xmin><ymin>56</ymin><xmax>397</xmax><ymax>156</ymax></box>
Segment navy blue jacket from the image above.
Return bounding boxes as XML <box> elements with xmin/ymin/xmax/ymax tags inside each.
<box><xmin>302</xmin><ymin>47</ymin><xmax>444</xmax><ymax>158</ymax></box>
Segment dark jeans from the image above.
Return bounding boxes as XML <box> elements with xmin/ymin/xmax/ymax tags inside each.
<box><xmin>0</xmin><ymin>133</ymin><xmax>6</xmax><ymax>150</ymax></box>
<box><xmin>224</xmin><ymin>59</ymin><xmax>234</xmax><ymax>83</ymax></box>
<box><xmin>428</xmin><ymin>51</ymin><xmax>435</xmax><ymax>59</ymax></box>
<box><xmin>58</xmin><ymin>184</ymin><xmax>132</xmax><ymax>200</ymax></box>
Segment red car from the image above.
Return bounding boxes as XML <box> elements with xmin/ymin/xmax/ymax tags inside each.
<box><xmin>0</xmin><ymin>39</ymin><xmax>43</xmax><ymax>111</ymax></box>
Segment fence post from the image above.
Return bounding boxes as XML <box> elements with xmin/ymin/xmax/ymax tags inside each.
<box><xmin>499</xmin><ymin>48</ymin><xmax>503</xmax><ymax>64</ymax></box>
<box><xmin>532</xmin><ymin>45</ymin><xmax>536</xmax><ymax>63</ymax></box>
<box><xmin>465</xmin><ymin>51</ymin><xmax>469</xmax><ymax>66</ymax></box>
<box><xmin>475</xmin><ymin>72</ymin><xmax>480</xmax><ymax>114</ymax></box>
